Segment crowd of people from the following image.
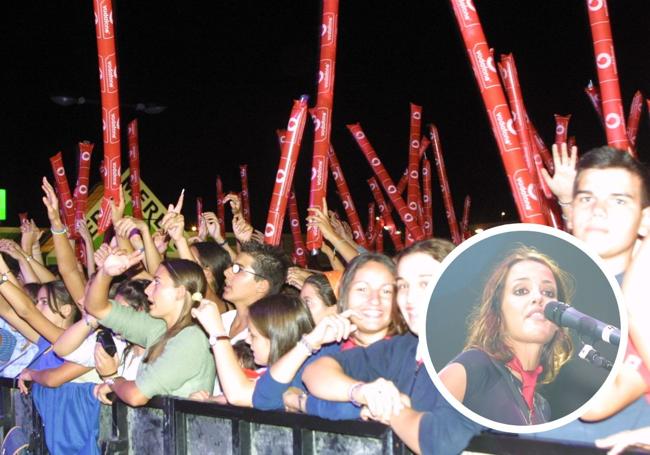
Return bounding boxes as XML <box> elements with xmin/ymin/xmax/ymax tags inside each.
<box><xmin>0</xmin><ymin>144</ymin><xmax>648</xmax><ymax>454</ymax></box>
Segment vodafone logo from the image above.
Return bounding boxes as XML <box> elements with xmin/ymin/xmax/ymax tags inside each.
<box><xmin>288</xmin><ymin>117</ymin><xmax>298</xmax><ymax>132</ymax></box>
<box><xmin>422</xmin><ymin>167</ymin><xmax>428</xmax><ymax>176</ymax></box>
<box><xmin>354</xmin><ymin>131</ymin><xmax>365</xmax><ymax>140</ymax></box>
<box><xmin>370</xmin><ymin>158</ymin><xmax>380</xmax><ymax>167</ymax></box>
<box><xmin>528</xmin><ymin>183</ymin><xmax>538</xmax><ymax>201</ymax></box>
<box><xmin>82</xmin><ymin>152</ymin><xmax>91</xmax><ymax>161</ymax></box>
<box><xmin>596</xmin><ymin>53</ymin><xmax>612</xmax><ymax>69</ymax></box>
<box><xmin>79</xmin><ymin>185</ymin><xmax>88</xmax><ymax>195</ymax></box>
<box><xmin>276</xmin><ymin>169</ymin><xmax>286</xmax><ymax>183</ymax></box>
<box><xmin>423</xmin><ymin>195</ymin><xmax>429</xmax><ymax>203</ymax></box>
<box><xmin>56</xmin><ymin>167</ymin><xmax>65</xmax><ymax>176</ymax></box>
<box><xmin>312</xmin><ymin>117</ymin><xmax>321</xmax><ymax>133</ymax></box>
<box><xmin>410</xmin><ymin>170</ymin><xmax>418</xmax><ymax>179</ymax></box>
<box><xmin>353</xmin><ymin>231</ymin><xmax>360</xmax><ymax>239</ymax></box>
<box><xmin>424</xmin><ymin>221</ymin><xmax>431</xmax><ymax>229</ymax></box>
<box><xmin>242</xmin><ymin>190</ymin><xmax>248</xmax><ymax>197</ymax></box>
<box><xmin>412</xmin><ymin>111</ymin><xmax>421</xmax><ymax>120</ymax></box>
<box><xmin>408</xmin><ymin>202</ymin><xmax>417</xmax><ymax>210</ymax></box>
<box><xmin>556</xmin><ymin>125</ymin><xmax>565</xmax><ymax>135</ymax></box>
<box><xmin>332</xmin><ymin>170</ymin><xmax>340</xmax><ymax>181</ymax></box>
<box><xmin>311</xmin><ymin>167</ymin><xmax>317</xmax><ymax>181</ymax></box>
<box><xmin>265</xmin><ymin>223</ymin><xmax>275</xmax><ymax>237</ymax></box>
<box><xmin>65</xmin><ymin>200</ymin><xmax>74</xmax><ymax>209</ymax></box>
<box><xmin>486</xmin><ymin>56</ymin><xmax>497</xmax><ymax>74</ymax></box>
<box><xmin>343</xmin><ymin>200</ymin><xmax>350</xmax><ymax>209</ymax></box>
<box><xmin>506</xmin><ymin>119</ymin><xmax>517</xmax><ymax>135</ymax></box>
<box><xmin>387</xmin><ymin>185</ymin><xmax>397</xmax><ymax>194</ymax></box>
<box><xmin>291</xmin><ymin>219</ymin><xmax>299</xmax><ymax>228</ymax></box>
<box><xmin>296</xmin><ymin>247</ymin><xmax>304</xmax><ymax>256</ymax></box>
<box><xmin>404</xmin><ymin>213</ymin><xmax>414</xmax><ymax>222</ymax></box>
<box><xmin>411</xmin><ymin>139</ymin><xmax>420</xmax><ymax>149</ymax></box>
<box><xmin>370</xmin><ymin>182</ymin><xmax>377</xmax><ymax>190</ymax></box>
<box><xmin>605</xmin><ymin>113</ymin><xmax>621</xmax><ymax>129</ymax></box>
<box><xmin>588</xmin><ymin>0</ymin><xmax>604</xmax><ymax>11</ymax></box>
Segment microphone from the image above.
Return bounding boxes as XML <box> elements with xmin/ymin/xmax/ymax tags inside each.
<box><xmin>544</xmin><ymin>301</ymin><xmax>620</xmax><ymax>347</ymax></box>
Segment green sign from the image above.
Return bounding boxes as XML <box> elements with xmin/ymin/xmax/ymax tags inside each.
<box><xmin>0</xmin><ymin>189</ymin><xmax>5</xmax><ymax>221</ymax></box>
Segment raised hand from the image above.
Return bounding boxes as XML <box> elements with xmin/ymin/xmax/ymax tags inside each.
<box><xmin>202</xmin><ymin>212</ymin><xmax>223</xmax><ymax>242</ymax></box>
<box><xmin>286</xmin><ymin>267</ymin><xmax>313</xmax><ymax>289</ymax></box>
<box><xmin>223</xmin><ymin>193</ymin><xmax>242</xmax><ymax>217</ymax></box>
<box><xmin>101</xmin><ymin>247</ymin><xmax>144</xmax><ymax>276</ymax></box>
<box><xmin>540</xmin><ymin>143</ymin><xmax>578</xmax><ymax>205</ymax></box>
<box><xmin>303</xmin><ymin>310</ymin><xmax>357</xmax><ymax>351</ymax></box>
<box><xmin>0</xmin><ymin>239</ymin><xmax>26</xmax><ymax>261</ymax></box>
<box><xmin>94</xmin><ymin>342</ymin><xmax>119</xmax><ymax>378</ymax></box>
<box><xmin>161</xmin><ymin>212</ymin><xmax>186</xmax><ymax>242</ymax></box>
<box><xmin>232</xmin><ymin>214</ymin><xmax>253</xmax><ymax>244</ymax></box>
<box><xmin>41</xmin><ymin>177</ymin><xmax>63</xmax><ymax>227</ymax></box>
<box><xmin>110</xmin><ymin>185</ymin><xmax>127</xmax><ymax>224</ymax></box>
<box><xmin>94</xmin><ymin>244</ymin><xmax>112</xmax><ymax>270</ymax></box>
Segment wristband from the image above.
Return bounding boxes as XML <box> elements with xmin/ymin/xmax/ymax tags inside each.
<box><xmin>348</xmin><ymin>382</ymin><xmax>365</xmax><ymax>407</ymax></box>
<box><xmin>298</xmin><ymin>334</ymin><xmax>315</xmax><ymax>356</ymax></box>
<box><xmin>217</xmin><ymin>239</ymin><xmax>227</xmax><ymax>247</ymax></box>
<box><xmin>128</xmin><ymin>228</ymin><xmax>141</xmax><ymax>239</ymax></box>
<box><xmin>24</xmin><ymin>255</ymin><xmax>33</xmax><ymax>263</ymax></box>
<box><xmin>51</xmin><ymin>226</ymin><xmax>68</xmax><ymax>235</ymax></box>
<box><xmin>209</xmin><ymin>334</ymin><xmax>230</xmax><ymax>346</ymax></box>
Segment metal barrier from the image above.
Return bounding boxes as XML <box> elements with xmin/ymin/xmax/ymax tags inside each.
<box><xmin>0</xmin><ymin>377</ymin><xmax>629</xmax><ymax>454</ymax></box>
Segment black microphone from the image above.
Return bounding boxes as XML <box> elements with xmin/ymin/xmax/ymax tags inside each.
<box><xmin>544</xmin><ymin>301</ymin><xmax>620</xmax><ymax>347</ymax></box>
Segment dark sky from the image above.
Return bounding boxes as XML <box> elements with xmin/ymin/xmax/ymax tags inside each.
<box><xmin>3</xmin><ymin>1</ymin><xmax>650</xmax><ymax>239</ymax></box>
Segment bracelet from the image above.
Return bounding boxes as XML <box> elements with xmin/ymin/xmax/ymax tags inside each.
<box><xmin>208</xmin><ymin>334</ymin><xmax>230</xmax><ymax>346</ymax></box>
<box><xmin>128</xmin><ymin>228</ymin><xmax>141</xmax><ymax>239</ymax></box>
<box><xmin>217</xmin><ymin>239</ymin><xmax>227</xmax><ymax>246</ymax></box>
<box><xmin>24</xmin><ymin>255</ymin><xmax>33</xmax><ymax>263</ymax></box>
<box><xmin>51</xmin><ymin>226</ymin><xmax>68</xmax><ymax>235</ymax></box>
<box><xmin>298</xmin><ymin>391</ymin><xmax>308</xmax><ymax>413</ymax></box>
<box><xmin>557</xmin><ymin>199</ymin><xmax>572</xmax><ymax>207</ymax></box>
<box><xmin>99</xmin><ymin>370</ymin><xmax>119</xmax><ymax>380</ymax></box>
<box><xmin>298</xmin><ymin>334</ymin><xmax>315</xmax><ymax>356</ymax></box>
<box><xmin>348</xmin><ymin>382</ymin><xmax>365</xmax><ymax>407</ymax></box>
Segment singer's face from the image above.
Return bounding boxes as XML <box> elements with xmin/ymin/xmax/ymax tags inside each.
<box><xmin>500</xmin><ymin>260</ymin><xmax>559</xmax><ymax>345</ymax></box>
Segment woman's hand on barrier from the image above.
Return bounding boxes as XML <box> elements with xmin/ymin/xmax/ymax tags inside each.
<box><xmin>17</xmin><ymin>369</ymin><xmax>33</xmax><ymax>395</ymax></box>
<box><xmin>283</xmin><ymin>387</ymin><xmax>306</xmax><ymax>413</ymax></box>
<box><xmin>596</xmin><ymin>426</ymin><xmax>650</xmax><ymax>455</ymax></box>
<box><xmin>93</xmin><ymin>383</ymin><xmax>113</xmax><ymax>405</ymax></box>
<box><xmin>354</xmin><ymin>378</ymin><xmax>404</xmax><ymax>423</ymax></box>
<box><xmin>94</xmin><ymin>342</ymin><xmax>119</xmax><ymax>378</ymax></box>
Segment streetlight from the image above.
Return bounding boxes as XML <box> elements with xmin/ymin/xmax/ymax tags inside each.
<box><xmin>50</xmin><ymin>95</ymin><xmax>167</xmax><ymax>115</ymax></box>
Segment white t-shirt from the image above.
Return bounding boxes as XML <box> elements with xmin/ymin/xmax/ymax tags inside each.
<box><xmin>63</xmin><ymin>330</ymin><xmax>129</xmax><ymax>383</ymax></box>
<box><xmin>212</xmin><ymin>310</ymin><xmax>249</xmax><ymax>395</ymax></box>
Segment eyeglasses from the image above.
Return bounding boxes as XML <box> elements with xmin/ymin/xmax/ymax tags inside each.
<box><xmin>231</xmin><ymin>263</ymin><xmax>267</xmax><ymax>280</ymax></box>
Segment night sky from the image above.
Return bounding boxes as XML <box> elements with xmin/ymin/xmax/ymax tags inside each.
<box><xmin>3</xmin><ymin>1</ymin><xmax>650</xmax><ymax>239</ymax></box>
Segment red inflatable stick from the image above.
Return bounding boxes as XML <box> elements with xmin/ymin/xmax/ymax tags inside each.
<box><xmin>528</xmin><ymin>122</ymin><xmax>554</xmax><ymax>174</ymax></box>
<box><xmin>216</xmin><ymin>176</ymin><xmax>225</xmax><ymax>235</ymax></box>
<box><xmin>375</xmin><ymin>218</ymin><xmax>384</xmax><ymax>253</ymax></box>
<box><xmin>367</xmin><ymin>178</ymin><xmax>404</xmax><ymax>250</ymax></box>
<box><xmin>586</xmin><ymin>0</ymin><xmax>628</xmax><ymax>150</ymax></box>
<box><xmin>18</xmin><ymin>213</ymin><xmax>28</xmax><ymax>226</ymax></box>
<box><xmin>585</xmin><ymin>80</ymin><xmax>605</xmax><ymax>128</ymax></box>
<box><xmin>240</xmin><ymin>165</ymin><xmax>251</xmax><ymax>223</ymax></box>
<box><xmin>288</xmin><ymin>191</ymin><xmax>307</xmax><ymax>267</ymax></box>
<box><xmin>627</xmin><ymin>90</ymin><xmax>643</xmax><ymax>150</ymax></box>
<box><xmin>328</xmin><ymin>147</ymin><xmax>367</xmax><ymax>248</ymax></box>
<box><xmin>264</xmin><ymin>96</ymin><xmax>309</xmax><ymax>246</ymax></box>
<box><xmin>93</xmin><ymin>0</ymin><xmax>122</xmax><ymax>232</ymax></box>
<box><xmin>449</xmin><ymin>0</ymin><xmax>546</xmax><ymax>225</ymax></box>
<box><xmin>461</xmin><ymin>195</ymin><xmax>471</xmax><ymax>239</ymax></box>
<box><xmin>554</xmin><ymin>114</ymin><xmax>571</xmax><ymax>146</ymax></box>
<box><xmin>307</xmin><ymin>0</ymin><xmax>340</xmax><ymax>253</ymax></box>
<box><xmin>407</xmin><ymin>103</ymin><xmax>423</xmax><ymax>221</ymax></box>
<box><xmin>127</xmin><ymin>120</ymin><xmax>142</xmax><ymax>219</ymax></box>
<box><xmin>366</xmin><ymin>203</ymin><xmax>376</xmax><ymax>249</ymax></box>
<box><xmin>196</xmin><ymin>197</ymin><xmax>203</xmax><ymax>227</ymax></box>
<box><xmin>349</xmin><ymin>123</ymin><xmax>424</xmax><ymax>241</ymax></box>
<box><xmin>422</xmin><ymin>156</ymin><xmax>433</xmax><ymax>238</ymax></box>
<box><xmin>49</xmin><ymin>152</ymin><xmax>75</xmax><ymax>233</ymax></box>
<box><xmin>428</xmin><ymin>125</ymin><xmax>461</xmax><ymax>244</ymax></box>
<box><xmin>74</xmin><ymin>142</ymin><xmax>94</xmax><ymax>234</ymax></box>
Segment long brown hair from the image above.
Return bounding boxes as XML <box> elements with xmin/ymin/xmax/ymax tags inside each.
<box><xmin>248</xmin><ymin>294</ymin><xmax>314</xmax><ymax>365</ymax></box>
<box><xmin>464</xmin><ymin>245</ymin><xmax>574</xmax><ymax>383</ymax></box>
<box><xmin>143</xmin><ymin>259</ymin><xmax>207</xmax><ymax>364</ymax></box>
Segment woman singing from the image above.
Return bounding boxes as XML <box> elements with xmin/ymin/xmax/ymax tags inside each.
<box><xmin>439</xmin><ymin>246</ymin><xmax>574</xmax><ymax>425</ymax></box>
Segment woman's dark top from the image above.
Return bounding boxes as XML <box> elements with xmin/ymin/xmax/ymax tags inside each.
<box><xmin>453</xmin><ymin>348</ymin><xmax>550</xmax><ymax>425</ymax></box>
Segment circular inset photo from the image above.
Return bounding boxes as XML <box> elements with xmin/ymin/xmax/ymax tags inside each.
<box><xmin>421</xmin><ymin>224</ymin><xmax>626</xmax><ymax>434</ymax></box>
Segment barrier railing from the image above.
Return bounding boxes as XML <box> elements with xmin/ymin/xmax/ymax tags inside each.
<box><xmin>0</xmin><ymin>377</ymin><xmax>626</xmax><ymax>454</ymax></box>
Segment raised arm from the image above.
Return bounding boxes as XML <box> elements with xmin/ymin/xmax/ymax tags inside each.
<box><xmin>76</xmin><ymin>219</ymin><xmax>96</xmax><ymax>276</ymax></box>
<box><xmin>0</xmin><ymin>239</ymin><xmax>41</xmax><ymax>284</ymax></box>
<box><xmin>192</xmin><ymin>299</ymin><xmax>254</xmax><ymax>406</ymax></box>
<box><xmin>0</xmin><ymin>294</ymin><xmax>41</xmax><ymax>343</ymax></box>
<box><xmin>52</xmin><ymin>316</ymin><xmax>98</xmax><ymax>357</ymax></box>
<box><xmin>540</xmin><ymin>143</ymin><xmax>577</xmax><ymax>223</ymax></box>
<box><xmin>42</xmin><ymin>177</ymin><xmax>86</xmax><ymax>302</ymax></box>
<box><xmin>85</xmin><ymin>247</ymin><xmax>145</xmax><ymax>321</ymax></box>
<box><xmin>203</xmin><ymin>212</ymin><xmax>236</xmax><ymax>261</ymax></box>
<box><xmin>306</xmin><ymin>200</ymin><xmax>359</xmax><ymax>263</ymax></box>
<box><xmin>18</xmin><ymin>361</ymin><xmax>93</xmax><ymax>392</ymax></box>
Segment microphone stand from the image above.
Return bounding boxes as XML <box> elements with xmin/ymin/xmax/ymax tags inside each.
<box><xmin>577</xmin><ymin>334</ymin><xmax>613</xmax><ymax>371</ymax></box>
